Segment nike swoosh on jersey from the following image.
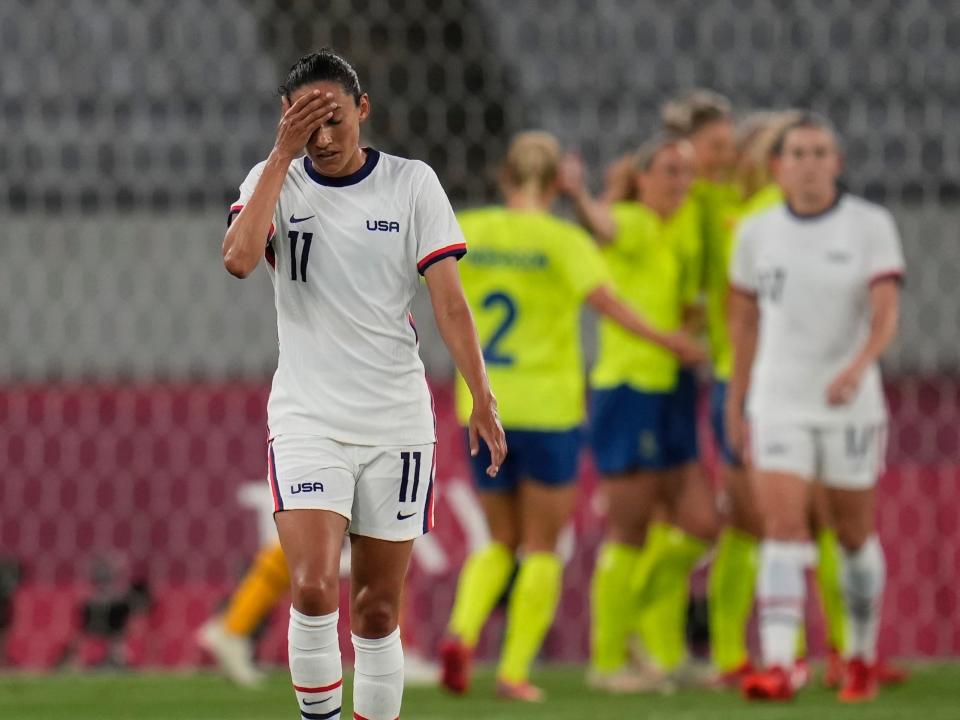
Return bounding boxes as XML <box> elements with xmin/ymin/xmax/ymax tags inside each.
<box><xmin>397</xmin><ymin>511</ymin><xmax>416</xmax><ymax>520</ymax></box>
<box><xmin>290</xmin><ymin>214</ymin><xmax>315</xmax><ymax>223</ymax></box>
<box><xmin>302</xmin><ymin>697</ymin><xmax>332</xmax><ymax>706</ymax></box>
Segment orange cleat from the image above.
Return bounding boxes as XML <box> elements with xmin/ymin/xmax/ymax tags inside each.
<box><xmin>495</xmin><ymin>678</ymin><xmax>545</xmax><ymax>702</ymax></box>
<box><xmin>824</xmin><ymin>647</ymin><xmax>845</xmax><ymax>689</ymax></box>
<box><xmin>438</xmin><ymin>636</ymin><xmax>473</xmax><ymax>695</ymax></box>
<box><xmin>838</xmin><ymin>657</ymin><xmax>878</xmax><ymax>703</ymax></box>
<box><xmin>742</xmin><ymin>665</ymin><xmax>795</xmax><ymax>701</ymax></box>
<box><xmin>876</xmin><ymin>659</ymin><xmax>909</xmax><ymax>687</ymax></box>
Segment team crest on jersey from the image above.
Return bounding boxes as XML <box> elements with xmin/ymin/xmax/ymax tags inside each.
<box><xmin>366</xmin><ymin>220</ymin><xmax>400</xmax><ymax>232</ymax></box>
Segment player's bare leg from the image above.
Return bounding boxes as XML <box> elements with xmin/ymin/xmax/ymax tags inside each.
<box><xmin>350</xmin><ymin>534</ymin><xmax>415</xmax><ymax>720</ymax></box>
<box><xmin>276</xmin><ymin>509</ymin><xmax>350</xmax><ymax>719</ymax></box>
<box><xmin>442</xmin><ymin>491</ymin><xmax>518</xmax><ymax>694</ymax></box>
<box><xmin>742</xmin><ymin>470</ymin><xmax>812</xmax><ymax>701</ymax></box>
<box><xmin>492</xmin><ymin>480</ymin><xmax>574</xmax><ymax>701</ymax></box>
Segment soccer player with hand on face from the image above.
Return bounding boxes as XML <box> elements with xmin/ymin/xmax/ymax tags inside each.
<box><xmin>222</xmin><ymin>49</ymin><xmax>505</xmax><ymax>720</ymax></box>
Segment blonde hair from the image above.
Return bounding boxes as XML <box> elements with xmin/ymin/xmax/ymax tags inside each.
<box><xmin>500</xmin><ymin>131</ymin><xmax>561</xmax><ymax>195</ymax></box>
<box><xmin>661</xmin><ymin>88</ymin><xmax>732</xmax><ymax>135</ymax></box>
<box><xmin>736</xmin><ymin>109</ymin><xmax>803</xmax><ymax>198</ymax></box>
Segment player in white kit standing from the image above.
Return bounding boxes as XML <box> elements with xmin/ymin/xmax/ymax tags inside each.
<box><xmin>725</xmin><ymin>114</ymin><xmax>904</xmax><ymax>703</ymax></box>
<box><xmin>222</xmin><ymin>50</ymin><xmax>506</xmax><ymax>720</ymax></box>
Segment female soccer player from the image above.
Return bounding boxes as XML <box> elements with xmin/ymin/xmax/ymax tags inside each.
<box><xmin>439</xmin><ymin>131</ymin><xmax>703</xmax><ymax>702</ymax></box>
<box><xmin>728</xmin><ymin>114</ymin><xmax>904</xmax><ymax>703</ymax></box>
<box><xmin>222</xmin><ymin>49</ymin><xmax>505</xmax><ymax>720</ymax></box>
<box><xmin>560</xmin><ymin>133</ymin><xmax>713</xmax><ymax>691</ymax></box>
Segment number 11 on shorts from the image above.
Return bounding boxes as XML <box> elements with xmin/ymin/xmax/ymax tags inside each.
<box><xmin>399</xmin><ymin>451</ymin><xmax>421</xmax><ymax>502</ymax></box>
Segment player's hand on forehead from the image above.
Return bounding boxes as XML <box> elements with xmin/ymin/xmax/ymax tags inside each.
<box><xmin>274</xmin><ymin>89</ymin><xmax>339</xmax><ymax>159</ymax></box>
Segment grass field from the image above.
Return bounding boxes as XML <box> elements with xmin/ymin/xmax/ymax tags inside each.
<box><xmin>1</xmin><ymin>664</ymin><xmax>957</xmax><ymax>720</ymax></box>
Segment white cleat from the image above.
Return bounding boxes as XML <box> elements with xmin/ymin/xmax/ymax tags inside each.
<box><xmin>197</xmin><ymin>618</ymin><xmax>265</xmax><ymax>688</ymax></box>
<box><xmin>403</xmin><ymin>651</ymin><xmax>440</xmax><ymax>687</ymax></box>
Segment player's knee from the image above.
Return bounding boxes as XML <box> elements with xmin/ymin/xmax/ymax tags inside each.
<box><xmin>833</xmin><ymin>517</ymin><xmax>873</xmax><ymax>552</ymax></box>
<box><xmin>764</xmin><ymin>513</ymin><xmax>808</xmax><ymax>541</ymax></box>
<box><xmin>289</xmin><ymin>572</ymin><xmax>339</xmax><ymax>616</ymax></box>
<box><xmin>352</xmin><ymin>591</ymin><xmax>399</xmax><ymax>638</ymax></box>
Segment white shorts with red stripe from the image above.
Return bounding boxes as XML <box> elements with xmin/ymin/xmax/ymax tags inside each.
<box><xmin>267</xmin><ymin>434</ymin><xmax>436</xmax><ymax>541</ymax></box>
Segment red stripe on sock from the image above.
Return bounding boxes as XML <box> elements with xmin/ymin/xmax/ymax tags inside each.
<box><xmin>294</xmin><ymin>678</ymin><xmax>343</xmax><ymax>693</ymax></box>
<box><xmin>352</xmin><ymin>714</ymin><xmax>399</xmax><ymax>720</ymax></box>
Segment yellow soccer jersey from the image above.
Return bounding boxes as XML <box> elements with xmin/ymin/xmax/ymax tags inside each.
<box><xmin>590</xmin><ymin>202</ymin><xmax>694</xmax><ymax>393</ymax></box>
<box><xmin>454</xmin><ymin>207</ymin><xmax>610</xmax><ymax>430</ymax></box>
<box><xmin>705</xmin><ymin>182</ymin><xmax>783</xmax><ymax>380</ymax></box>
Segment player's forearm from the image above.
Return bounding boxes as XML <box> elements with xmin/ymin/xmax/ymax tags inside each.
<box><xmin>586</xmin><ymin>285</ymin><xmax>671</xmax><ymax>348</ymax></box>
<box><xmin>728</xmin><ymin>294</ymin><xmax>758</xmax><ymax>403</ymax></box>
<box><xmin>222</xmin><ymin>151</ymin><xmax>290</xmax><ymax>278</ymax></box>
<box><xmin>569</xmin><ymin>189</ymin><xmax>617</xmax><ymax>245</ymax></box>
<box><xmin>435</xmin><ymin>298</ymin><xmax>493</xmax><ymax>403</ymax></box>
<box><xmin>849</xmin><ymin>286</ymin><xmax>900</xmax><ymax>374</ymax></box>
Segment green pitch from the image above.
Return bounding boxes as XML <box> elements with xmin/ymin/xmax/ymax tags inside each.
<box><xmin>1</xmin><ymin>665</ymin><xmax>957</xmax><ymax>720</ymax></box>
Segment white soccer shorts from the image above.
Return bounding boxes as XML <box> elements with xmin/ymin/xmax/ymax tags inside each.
<box><xmin>750</xmin><ymin>421</ymin><xmax>887</xmax><ymax>490</ymax></box>
<box><xmin>266</xmin><ymin>434</ymin><xmax>436</xmax><ymax>541</ymax></box>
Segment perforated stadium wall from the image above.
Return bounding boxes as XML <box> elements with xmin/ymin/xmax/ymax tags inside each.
<box><xmin>1</xmin><ymin>0</ymin><xmax>957</xmax><ymax>666</ymax></box>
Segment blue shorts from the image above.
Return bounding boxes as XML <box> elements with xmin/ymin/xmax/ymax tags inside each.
<box><xmin>467</xmin><ymin>427</ymin><xmax>582</xmax><ymax>492</ymax></box>
<box><xmin>710</xmin><ymin>380</ymin><xmax>743</xmax><ymax>466</ymax></box>
<box><xmin>589</xmin><ymin>380</ymin><xmax>699</xmax><ymax>476</ymax></box>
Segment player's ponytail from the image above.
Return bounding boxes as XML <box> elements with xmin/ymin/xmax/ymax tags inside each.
<box><xmin>499</xmin><ymin>131</ymin><xmax>561</xmax><ymax>196</ymax></box>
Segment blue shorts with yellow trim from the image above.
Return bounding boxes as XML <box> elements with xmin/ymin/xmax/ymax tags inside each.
<box><xmin>467</xmin><ymin>427</ymin><xmax>582</xmax><ymax>492</ymax></box>
<box><xmin>589</xmin><ymin>378</ymin><xmax>699</xmax><ymax>476</ymax></box>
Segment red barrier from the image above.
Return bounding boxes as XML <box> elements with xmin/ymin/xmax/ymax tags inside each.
<box><xmin>1</xmin><ymin>380</ymin><xmax>957</xmax><ymax>668</ymax></box>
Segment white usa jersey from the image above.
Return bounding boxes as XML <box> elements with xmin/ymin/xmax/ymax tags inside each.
<box><xmin>730</xmin><ymin>193</ymin><xmax>905</xmax><ymax>426</ymax></box>
<box><xmin>229</xmin><ymin>149</ymin><xmax>466</xmax><ymax>445</ymax></box>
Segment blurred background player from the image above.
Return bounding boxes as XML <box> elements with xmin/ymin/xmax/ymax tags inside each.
<box><xmin>439</xmin><ymin>131</ymin><xmax>703</xmax><ymax>702</ymax></box>
<box><xmin>728</xmin><ymin>114</ymin><xmax>904</xmax><ymax>703</ymax></box>
<box><xmin>559</xmin><ymin>133</ymin><xmax>715</xmax><ymax>691</ymax></box>
<box><xmin>223</xmin><ymin>50</ymin><xmax>506</xmax><ymax>720</ymax></box>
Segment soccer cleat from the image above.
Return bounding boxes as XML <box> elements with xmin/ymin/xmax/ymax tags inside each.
<box><xmin>823</xmin><ymin>647</ymin><xmax>845</xmax><ymax>689</ymax></box>
<box><xmin>709</xmin><ymin>660</ymin><xmax>753</xmax><ymax>690</ymax></box>
<box><xmin>495</xmin><ymin>678</ymin><xmax>545</xmax><ymax>702</ymax></box>
<box><xmin>876</xmin><ymin>659</ymin><xmax>909</xmax><ymax>686</ymax></box>
<box><xmin>839</xmin><ymin>657</ymin><xmax>878</xmax><ymax>702</ymax></box>
<box><xmin>742</xmin><ymin>666</ymin><xmax>794</xmax><ymax>701</ymax></box>
<box><xmin>791</xmin><ymin>656</ymin><xmax>811</xmax><ymax>690</ymax></box>
<box><xmin>438</xmin><ymin>636</ymin><xmax>473</xmax><ymax>695</ymax></box>
<box><xmin>587</xmin><ymin>667</ymin><xmax>676</xmax><ymax>695</ymax></box>
<box><xmin>197</xmin><ymin>618</ymin><xmax>265</xmax><ymax>688</ymax></box>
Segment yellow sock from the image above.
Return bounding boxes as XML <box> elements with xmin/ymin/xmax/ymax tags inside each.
<box><xmin>630</xmin><ymin>522</ymin><xmax>671</xmax><ymax>643</ymax></box>
<box><xmin>223</xmin><ymin>543</ymin><xmax>290</xmax><ymax>636</ymax></box>
<box><xmin>591</xmin><ymin>542</ymin><xmax>643</xmax><ymax>673</ymax></box>
<box><xmin>638</xmin><ymin>526</ymin><xmax>708</xmax><ymax>672</ymax></box>
<box><xmin>497</xmin><ymin>552</ymin><xmax>562</xmax><ymax>683</ymax></box>
<box><xmin>816</xmin><ymin>528</ymin><xmax>847</xmax><ymax>654</ymax></box>
<box><xmin>448</xmin><ymin>542</ymin><xmax>515</xmax><ymax>647</ymax></box>
<box><xmin>708</xmin><ymin>528</ymin><xmax>758</xmax><ymax>671</ymax></box>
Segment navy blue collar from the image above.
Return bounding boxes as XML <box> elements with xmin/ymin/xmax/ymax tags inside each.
<box><xmin>786</xmin><ymin>189</ymin><xmax>844</xmax><ymax>221</ymax></box>
<box><xmin>303</xmin><ymin>148</ymin><xmax>380</xmax><ymax>187</ymax></box>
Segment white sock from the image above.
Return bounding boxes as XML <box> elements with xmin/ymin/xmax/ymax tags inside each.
<box><xmin>841</xmin><ymin>535</ymin><xmax>885</xmax><ymax>663</ymax></box>
<box><xmin>289</xmin><ymin>607</ymin><xmax>342</xmax><ymax>719</ymax></box>
<box><xmin>757</xmin><ymin>540</ymin><xmax>810</xmax><ymax>668</ymax></box>
<box><xmin>352</xmin><ymin>627</ymin><xmax>404</xmax><ymax>720</ymax></box>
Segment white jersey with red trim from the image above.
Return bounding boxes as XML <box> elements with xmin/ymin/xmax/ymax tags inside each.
<box><xmin>730</xmin><ymin>193</ymin><xmax>905</xmax><ymax>426</ymax></box>
<box><xmin>229</xmin><ymin>149</ymin><xmax>466</xmax><ymax>445</ymax></box>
